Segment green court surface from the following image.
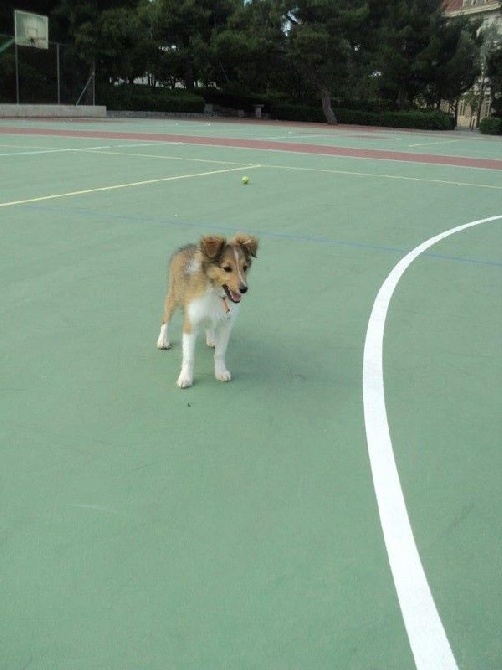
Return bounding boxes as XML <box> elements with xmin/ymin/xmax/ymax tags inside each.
<box><xmin>1</xmin><ymin>118</ymin><xmax>501</xmax><ymax>670</ymax></box>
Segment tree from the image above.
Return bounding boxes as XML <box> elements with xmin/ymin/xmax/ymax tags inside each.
<box><xmin>209</xmin><ymin>0</ymin><xmax>288</xmax><ymax>93</ymax></box>
<box><xmin>480</xmin><ymin>24</ymin><xmax>502</xmax><ymax>119</ymax></box>
<box><xmin>422</xmin><ymin>16</ymin><xmax>480</xmax><ymax>109</ymax></box>
<box><xmin>147</xmin><ymin>0</ymin><xmax>239</xmax><ymax>89</ymax></box>
<box><xmin>98</xmin><ymin>5</ymin><xmax>157</xmax><ymax>83</ymax></box>
<box><xmin>284</xmin><ymin>0</ymin><xmax>369</xmax><ymax>123</ymax></box>
<box><xmin>51</xmin><ymin>0</ymin><xmax>150</xmax><ymax>101</ymax></box>
<box><xmin>486</xmin><ymin>43</ymin><xmax>502</xmax><ymax>117</ymax></box>
<box><xmin>375</xmin><ymin>0</ymin><xmax>447</xmax><ymax>109</ymax></box>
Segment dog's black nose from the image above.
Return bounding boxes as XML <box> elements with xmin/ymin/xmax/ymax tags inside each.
<box><xmin>240</xmin><ymin>285</ymin><xmax>248</xmax><ymax>294</ymax></box>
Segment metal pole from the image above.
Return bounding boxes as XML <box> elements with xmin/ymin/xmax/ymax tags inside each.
<box><xmin>15</xmin><ymin>40</ymin><xmax>20</xmax><ymax>104</ymax></box>
<box><xmin>56</xmin><ymin>43</ymin><xmax>61</xmax><ymax>105</ymax></box>
<box><xmin>92</xmin><ymin>60</ymin><xmax>95</xmax><ymax>105</ymax></box>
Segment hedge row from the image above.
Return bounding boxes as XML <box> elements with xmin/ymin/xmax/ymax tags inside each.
<box><xmin>479</xmin><ymin>116</ymin><xmax>502</xmax><ymax>135</ymax></box>
<box><xmin>200</xmin><ymin>88</ymin><xmax>271</xmax><ymax>114</ymax></box>
<box><xmin>97</xmin><ymin>84</ymin><xmax>456</xmax><ymax>130</ymax></box>
<box><xmin>199</xmin><ymin>91</ymin><xmax>396</xmax><ymax>117</ymax></box>
<box><xmin>271</xmin><ymin>103</ymin><xmax>455</xmax><ymax>130</ymax></box>
<box><xmin>337</xmin><ymin>108</ymin><xmax>455</xmax><ymax>130</ymax></box>
<box><xmin>332</xmin><ymin>98</ymin><xmax>396</xmax><ymax>113</ymax></box>
<box><xmin>98</xmin><ymin>84</ymin><xmax>205</xmax><ymax>113</ymax></box>
<box><xmin>270</xmin><ymin>103</ymin><xmax>325</xmax><ymax>123</ymax></box>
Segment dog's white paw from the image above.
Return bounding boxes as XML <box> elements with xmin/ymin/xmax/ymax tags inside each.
<box><xmin>157</xmin><ymin>325</ymin><xmax>170</xmax><ymax>350</ymax></box>
<box><xmin>215</xmin><ymin>370</ymin><xmax>231</xmax><ymax>382</ymax></box>
<box><xmin>205</xmin><ymin>329</ymin><xmax>216</xmax><ymax>348</ymax></box>
<box><xmin>177</xmin><ymin>374</ymin><xmax>193</xmax><ymax>389</ymax></box>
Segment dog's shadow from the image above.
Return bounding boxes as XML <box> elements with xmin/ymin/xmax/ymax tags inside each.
<box><xmin>228</xmin><ymin>335</ymin><xmax>331</xmax><ymax>386</ymax></box>
<box><xmin>158</xmin><ymin>317</ymin><xmax>352</xmax><ymax>390</ymax></box>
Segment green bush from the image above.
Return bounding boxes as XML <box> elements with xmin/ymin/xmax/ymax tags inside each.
<box><xmin>337</xmin><ymin>109</ymin><xmax>455</xmax><ymax>130</ymax></box>
<box><xmin>270</xmin><ymin>103</ymin><xmax>326</xmax><ymax>123</ymax></box>
<box><xmin>200</xmin><ymin>88</ymin><xmax>269</xmax><ymax>114</ymax></box>
<box><xmin>271</xmin><ymin>102</ymin><xmax>455</xmax><ymax>130</ymax></box>
<box><xmin>479</xmin><ymin>116</ymin><xmax>502</xmax><ymax>135</ymax></box>
<box><xmin>98</xmin><ymin>84</ymin><xmax>205</xmax><ymax>113</ymax></box>
<box><xmin>332</xmin><ymin>98</ymin><xmax>395</xmax><ymax>114</ymax></box>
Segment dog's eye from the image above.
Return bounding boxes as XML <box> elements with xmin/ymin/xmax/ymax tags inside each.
<box><xmin>223</xmin><ymin>267</ymin><xmax>232</xmax><ymax>273</ymax></box>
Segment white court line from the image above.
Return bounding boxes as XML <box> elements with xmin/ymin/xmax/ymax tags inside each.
<box><xmin>91</xmin><ymin>154</ymin><xmax>501</xmax><ymax>189</ymax></box>
<box><xmin>0</xmin><ymin>164</ymin><xmax>261</xmax><ymax>208</ymax></box>
<box><xmin>82</xmin><ymin>148</ymin><xmax>247</xmax><ymax>166</ymax></box>
<box><xmin>363</xmin><ymin>214</ymin><xmax>502</xmax><ymax>670</ymax></box>
<box><xmin>261</xmin><ymin>163</ymin><xmax>502</xmax><ymax>190</ymax></box>
<box><xmin>79</xmin><ymin>142</ymin><xmax>161</xmax><ymax>150</ymax></box>
<box><xmin>10</xmin><ymin>144</ymin><xmax>500</xmax><ymax>188</ymax></box>
<box><xmin>408</xmin><ymin>140</ymin><xmax>459</xmax><ymax>148</ymax></box>
<box><xmin>0</xmin><ymin>142</ymin><xmax>160</xmax><ymax>157</ymax></box>
<box><xmin>0</xmin><ymin>148</ymin><xmax>76</xmax><ymax>157</ymax></box>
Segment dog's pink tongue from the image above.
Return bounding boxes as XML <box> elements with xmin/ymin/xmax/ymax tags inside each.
<box><xmin>230</xmin><ymin>290</ymin><xmax>241</xmax><ymax>302</ymax></box>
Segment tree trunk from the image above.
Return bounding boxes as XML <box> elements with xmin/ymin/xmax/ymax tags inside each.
<box><xmin>184</xmin><ymin>59</ymin><xmax>195</xmax><ymax>90</ymax></box>
<box><xmin>321</xmin><ymin>88</ymin><xmax>337</xmax><ymax>124</ymax></box>
<box><xmin>182</xmin><ymin>35</ymin><xmax>195</xmax><ymax>90</ymax></box>
<box><xmin>476</xmin><ymin>79</ymin><xmax>486</xmax><ymax>128</ymax></box>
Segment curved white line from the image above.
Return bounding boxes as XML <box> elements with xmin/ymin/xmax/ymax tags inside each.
<box><xmin>363</xmin><ymin>214</ymin><xmax>502</xmax><ymax>669</ymax></box>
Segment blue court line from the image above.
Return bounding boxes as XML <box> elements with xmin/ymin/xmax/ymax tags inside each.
<box><xmin>19</xmin><ymin>202</ymin><xmax>502</xmax><ymax>269</ymax></box>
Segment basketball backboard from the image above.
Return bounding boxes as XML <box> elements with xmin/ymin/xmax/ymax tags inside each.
<box><xmin>14</xmin><ymin>10</ymin><xmax>49</xmax><ymax>50</ymax></box>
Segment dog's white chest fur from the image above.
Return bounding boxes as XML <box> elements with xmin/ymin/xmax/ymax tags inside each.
<box><xmin>188</xmin><ymin>288</ymin><xmax>239</xmax><ymax>327</ymax></box>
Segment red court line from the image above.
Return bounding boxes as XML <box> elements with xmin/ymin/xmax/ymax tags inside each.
<box><xmin>1</xmin><ymin>125</ymin><xmax>501</xmax><ymax>170</ymax></box>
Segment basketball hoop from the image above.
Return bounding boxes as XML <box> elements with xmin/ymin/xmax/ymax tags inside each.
<box><xmin>14</xmin><ymin>10</ymin><xmax>49</xmax><ymax>50</ymax></box>
<box><xmin>14</xmin><ymin>9</ymin><xmax>50</xmax><ymax>104</ymax></box>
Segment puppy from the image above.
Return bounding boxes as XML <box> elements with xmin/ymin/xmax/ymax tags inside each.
<box><xmin>157</xmin><ymin>234</ymin><xmax>258</xmax><ymax>388</ymax></box>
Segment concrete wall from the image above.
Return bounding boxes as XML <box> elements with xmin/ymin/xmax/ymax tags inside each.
<box><xmin>0</xmin><ymin>104</ymin><xmax>107</xmax><ymax>118</ymax></box>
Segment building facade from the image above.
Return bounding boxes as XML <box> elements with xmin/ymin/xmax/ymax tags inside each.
<box><xmin>443</xmin><ymin>0</ymin><xmax>502</xmax><ymax>127</ymax></box>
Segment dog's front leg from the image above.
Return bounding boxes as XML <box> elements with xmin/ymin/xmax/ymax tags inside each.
<box><xmin>205</xmin><ymin>327</ymin><xmax>216</xmax><ymax>348</ymax></box>
<box><xmin>157</xmin><ymin>322</ymin><xmax>170</xmax><ymax>350</ymax></box>
<box><xmin>214</xmin><ymin>320</ymin><xmax>234</xmax><ymax>382</ymax></box>
<box><xmin>177</xmin><ymin>328</ymin><xmax>197</xmax><ymax>388</ymax></box>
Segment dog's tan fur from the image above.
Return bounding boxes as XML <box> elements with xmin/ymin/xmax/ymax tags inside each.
<box><xmin>157</xmin><ymin>234</ymin><xmax>258</xmax><ymax>388</ymax></box>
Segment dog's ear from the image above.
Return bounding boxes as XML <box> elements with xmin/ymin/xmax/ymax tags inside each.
<box><xmin>234</xmin><ymin>234</ymin><xmax>258</xmax><ymax>258</ymax></box>
<box><xmin>199</xmin><ymin>235</ymin><xmax>226</xmax><ymax>260</ymax></box>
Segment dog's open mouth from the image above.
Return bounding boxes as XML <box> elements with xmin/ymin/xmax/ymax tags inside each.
<box><xmin>223</xmin><ymin>285</ymin><xmax>241</xmax><ymax>303</ymax></box>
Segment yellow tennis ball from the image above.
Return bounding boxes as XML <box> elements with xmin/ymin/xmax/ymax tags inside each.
<box><xmin>242</xmin><ymin>176</ymin><xmax>249</xmax><ymax>185</ymax></box>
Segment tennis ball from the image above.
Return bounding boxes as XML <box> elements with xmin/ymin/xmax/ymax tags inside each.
<box><xmin>242</xmin><ymin>176</ymin><xmax>249</xmax><ymax>185</ymax></box>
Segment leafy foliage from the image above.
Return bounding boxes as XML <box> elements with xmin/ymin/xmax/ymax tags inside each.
<box><xmin>485</xmin><ymin>37</ymin><xmax>502</xmax><ymax>116</ymax></box>
<box><xmin>98</xmin><ymin>82</ymin><xmax>205</xmax><ymax>112</ymax></box>
<box><xmin>0</xmin><ymin>0</ymin><xmax>496</xmax><ymax>127</ymax></box>
<box><xmin>479</xmin><ymin>116</ymin><xmax>502</xmax><ymax>134</ymax></box>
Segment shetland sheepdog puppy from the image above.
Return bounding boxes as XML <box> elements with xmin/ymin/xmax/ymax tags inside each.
<box><xmin>157</xmin><ymin>234</ymin><xmax>259</xmax><ymax>388</ymax></box>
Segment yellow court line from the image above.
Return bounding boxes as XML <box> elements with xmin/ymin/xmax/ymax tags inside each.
<box><xmin>0</xmin><ymin>164</ymin><xmax>261</xmax><ymax>208</ymax></box>
<box><xmin>260</xmin><ymin>162</ymin><xmax>502</xmax><ymax>190</ymax></box>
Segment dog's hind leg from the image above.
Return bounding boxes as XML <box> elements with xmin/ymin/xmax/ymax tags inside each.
<box><xmin>157</xmin><ymin>290</ymin><xmax>176</xmax><ymax>350</ymax></box>
<box><xmin>177</xmin><ymin>320</ymin><xmax>197</xmax><ymax>388</ymax></box>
